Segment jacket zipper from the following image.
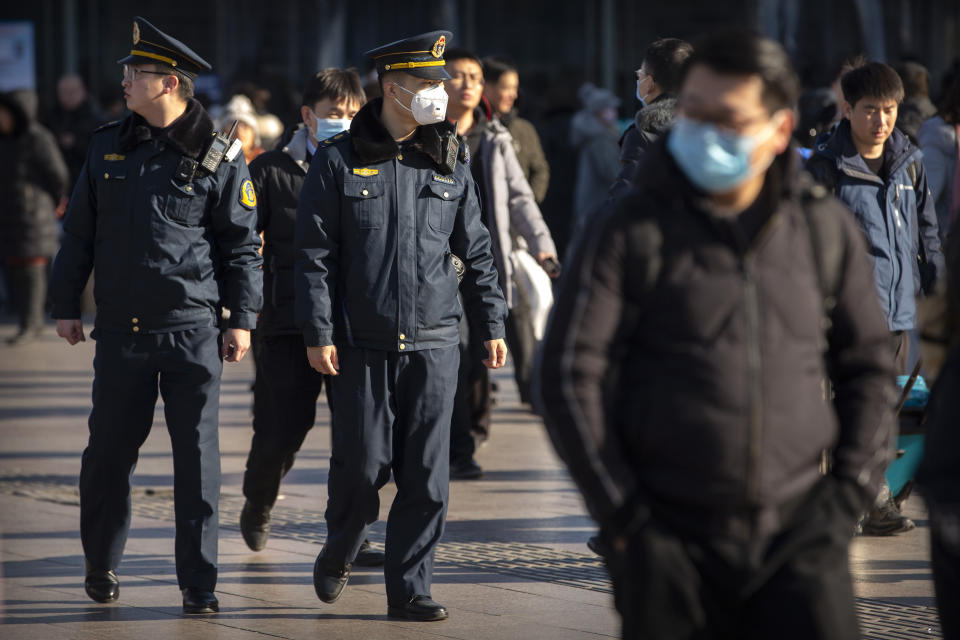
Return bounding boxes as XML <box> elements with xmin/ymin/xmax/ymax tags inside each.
<box><xmin>742</xmin><ymin>257</ymin><xmax>763</xmax><ymax>504</ymax></box>
<box><xmin>737</xmin><ymin>212</ymin><xmax>781</xmax><ymax>505</ymax></box>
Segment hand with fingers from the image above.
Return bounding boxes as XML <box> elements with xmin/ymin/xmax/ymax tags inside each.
<box><xmin>307</xmin><ymin>345</ymin><xmax>340</xmax><ymax>375</ymax></box>
<box><xmin>482</xmin><ymin>338</ymin><xmax>508</xmax><ymax>369</ymax></box>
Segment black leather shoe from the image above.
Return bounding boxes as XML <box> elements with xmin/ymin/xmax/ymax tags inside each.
<box><xmin>450</xmin><ymin>458</ymin><xmax>483</xmax><ymax>480</ymax></box>
<box><xmin>313</xmin><ymin>554</ymin><xmax>351</xmax><ymax>603</ymax></box>
<box><xmin>84</xmin><ymin>568</ymin><xmax>119</xmax><ymax>603</ymax></box>
<box><xmin>387</xmin><ymin>595</ymin><xmax>449</xmax><ymax>621</ymax></box>
<box><xmin>240</xmin><ymin>500</ymin><xmax>271</xmax><ymax>551</ymax></box>
<box><xmin>182</xmin><ymin>588</ymin><xmax>219</xmax><ymax>614</ymax></box>
<box><xmin>354</xmin><ymin>538</ymin><xmax>385</xmax><ymax>567</ymax></box>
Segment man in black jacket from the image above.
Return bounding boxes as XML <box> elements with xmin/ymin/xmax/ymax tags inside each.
<box><xmin>239</xmin><ymin>68</ymin><xmax>386</xmax><ymax>566</ymax></box>
<box><xmin>538</xmin><ymin>31</ymin><xmax>895</xmax><ymax>640</ymax></box>
<box><xmin>609</xmin><ymin>37</ymin><xmax>692</xmax><ymax>198</ymax></box>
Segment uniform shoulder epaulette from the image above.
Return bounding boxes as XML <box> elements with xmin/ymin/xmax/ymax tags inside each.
<box><xmin>319</xmin><ymin>130</ymin><xmax>351</xmax><ymax>148</ymax></box>
<box><xmin>93</xmin><ymin>119</ymin><xmax>122</xmax><ymax>133</ymax></box>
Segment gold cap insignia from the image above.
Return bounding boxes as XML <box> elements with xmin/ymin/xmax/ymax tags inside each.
<box><xmin>353</xmin><ymin>168</ymin><xmax>379</xmax><ymax>177</ymax></box>
<box><xmin>132</xmin><ymin>21</ymin><xmax>140</xmax><ymax>44</ymax></box>
<box><xmin>431</xmin><ymin>35</ymin><xmax>446</xmax><ymax>59</ymax></box>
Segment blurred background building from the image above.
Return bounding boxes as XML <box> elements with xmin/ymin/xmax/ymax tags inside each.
<box><xmin>2</xmin><ymin>0</ymin><xmax>959</xmax><ymax>134</ymax></box>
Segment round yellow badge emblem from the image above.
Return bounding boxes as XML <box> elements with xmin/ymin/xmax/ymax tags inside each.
<box><xmin>239</xmin><ymin>179</ymin><xmax>257</xmax><ymax>209</ymax></box>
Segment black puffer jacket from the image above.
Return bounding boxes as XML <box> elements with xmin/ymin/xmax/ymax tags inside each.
<box><xmin>538</xmin><ymin>139</ymin><xmax>896</xmax><ymax>536</ymax></box>
<box><xmin>609</xmin><ymin>94</ymin><xmax>677</xmax><ymax>198</ymax></box>
<box><xmin>249</xmin><ymin>125</ymin><xmax>312</xmax><ymax>335</ymax></box>
<box><xmin>0</xmin><ymin>91</ymin><xmax>69</xmax><ymax>258</ymax></box>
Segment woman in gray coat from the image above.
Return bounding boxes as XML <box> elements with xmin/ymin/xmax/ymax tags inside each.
<box><xmin>0</xmin><ymin>90</ymin><xmax>69</xmax><ymax>344</ymax></box>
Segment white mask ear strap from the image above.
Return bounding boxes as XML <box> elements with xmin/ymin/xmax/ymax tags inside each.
<box><xmin>391</xmin><ymin>82</ymin><xmax>415</xmax><ymax>113</ymax></box>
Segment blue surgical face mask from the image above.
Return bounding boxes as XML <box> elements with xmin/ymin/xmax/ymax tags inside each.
<box><xmin>312</xmin><ymin>115</ymin><xmax>351</xmax><ymax>143</ymax></box>
<box><xmin>666</xmin><ymin>116</ymin><xmax>777</xmax><ymax>193</ymax></box>
<box><xmin>636</xmin><ymin>79</ymin><xmax>647</xmax><ymax>108</ymax></box>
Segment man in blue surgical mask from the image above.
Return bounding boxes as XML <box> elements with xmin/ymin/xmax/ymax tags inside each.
<box><xmin>538</xmin><ymin>31</ymin><xmax>896</xmax><ymax>640</ymax></box>
<box><xmin>239</xmin><ymin>68</ymin><xmax>378</xmax><ymax>559</ymax></box>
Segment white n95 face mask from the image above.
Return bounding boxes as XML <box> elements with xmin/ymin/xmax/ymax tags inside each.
<box><xmin>394</xmin><ymin>83</ymin><xmax>449</xmax><ymax>125</ymax></box>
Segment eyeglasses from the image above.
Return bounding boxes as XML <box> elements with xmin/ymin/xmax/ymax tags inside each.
<box><xmin>122</xmin><ymin>65</ymin><xmax>169</xmax><ymax>81</ymax></box>
<box><xmin>447</xmin><ymin>73</ymin><xmax>484</xmax><ymax>88</ymax></box>
<box><xmin>635</xmin><ymin>69</ymin><xmax>649</xmax><ymax>80</ymax></box>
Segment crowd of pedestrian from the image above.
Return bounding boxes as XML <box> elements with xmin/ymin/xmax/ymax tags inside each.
<box><xmin>4</xmin><ymin>11</ymin><xmax>959</xmax><ymax>639</ymax></box>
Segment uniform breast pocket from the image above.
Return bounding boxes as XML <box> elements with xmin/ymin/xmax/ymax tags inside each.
<box><xmin>98</xmin><ymin>171</ymin><xmax>128</xmax><ymax>216</ymax></box>
<box><xmin>423</xmin><ymin>182</ymin><xmax>463</xmax><ymax>234</ymax></box>
<box><xmin>165</xmin><ymin>180</ymin><xmax>203</xmax><ymax>226</ymax></box>
<box><xmin>343</xmin><ymin>180</ymin><xmax>385</xmax><ymax>229</ymax></box>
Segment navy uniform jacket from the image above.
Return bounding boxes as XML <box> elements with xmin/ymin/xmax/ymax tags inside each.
<box><xmin>51</xmin><ymin>99</ymin><xmax>263</xmax><ymax>333</ymax></box>
<box><xmin>295</xmin><ymin>98</ymin><xmax>506</xmax><ymax>351</ymax></box>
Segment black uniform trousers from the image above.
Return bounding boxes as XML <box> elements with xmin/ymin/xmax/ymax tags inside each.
<box><xmin>322</xmin><ymin>343</ymin><xmax>458</xmax><ymax>605</ymax></box>
<box><xmin>79</xmin><ymin>327</ymin><xmax>222</xmax><ymax>591</ymax></box>
<box><xmin>609</xmin><ymin>477</ymin><xmax>860</xmax><ymax>640</ymax></box>
<box><xmin>244</xmin><ymin>333</ymin><xmax>330</xmax><ymax>509</ymax></box>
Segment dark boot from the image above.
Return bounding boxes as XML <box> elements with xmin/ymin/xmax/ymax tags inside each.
<box><xmin>84</xmin><ymin>564</ymin><xmax>119</xmax><ymax>603</ymax></box>
<box><xmin>860</xmin><ymin>482</ymin><xmax>916</xmax><ymax>536</ymax></box>
<box><xmin>239</xmin><ymin>500</ymin><xmax>271</xmax><ymax>551</ymax></box>
<box><xmin>313</xmin><ymin>551</ymin><xmax>351</xmax><ymax>603</ymax></box>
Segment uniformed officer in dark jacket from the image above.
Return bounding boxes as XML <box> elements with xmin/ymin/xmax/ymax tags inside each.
<box><xmin>240</xmin><ymin>68</ymin><xmax>383</xmax><ymax>566</ymax></box>
<box><xmin>295</xmin><ymin>31</ymin><xmax>507</xmax><ymax>622</ymax></box>
<box><xmin>49</xmin><ymin>17</ymin><xmax>263</xmax><ymax>615</ymax></box>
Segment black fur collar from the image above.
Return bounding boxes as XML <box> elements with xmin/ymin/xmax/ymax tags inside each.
<box><xmin>117</xmin><ymin>98</ymin><xmax>213</xmax><ymax>159</ymax></box>
<box><xmin>350</xmin><ymin>98</ymin><xmax>454</xmax><ymax>169</ymax></box>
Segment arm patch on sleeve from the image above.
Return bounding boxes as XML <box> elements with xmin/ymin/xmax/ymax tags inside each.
<box><xmin>239</xmin><ymin>179</ymin><xmax>257</xmax><ymax>209</ymax></box>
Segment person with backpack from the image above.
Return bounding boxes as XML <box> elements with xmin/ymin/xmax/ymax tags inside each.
<box><xmin>538</xmin><ymin>32</ymin><xmax>895</xmax><ymax>640</ymax></box>
<box><xmin>807</xmin><ymin>61</ymin><xmax>946</xmax><ymax>536</ymax></box>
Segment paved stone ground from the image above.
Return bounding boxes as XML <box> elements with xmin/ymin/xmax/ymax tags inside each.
<box><xmin>0</xmin><ymin>322</ymin><xmax>945</xmax><ymax>639</ymax></box>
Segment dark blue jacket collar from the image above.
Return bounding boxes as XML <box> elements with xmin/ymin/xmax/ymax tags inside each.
<box><xmin>815</xmin><ymin>118</ymin><xmax>919</xmax><ymax>181</ymax></box>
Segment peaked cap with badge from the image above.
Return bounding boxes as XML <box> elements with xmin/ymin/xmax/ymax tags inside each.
<box><xmin>118</xmin><ymin>16</ymin><xmax>212</xmax><ymax>79</ymax></box>
<box><xmin>365</xmin><ymin>30</ymin><xmax>452</xmax><ymax>80</ymax></box>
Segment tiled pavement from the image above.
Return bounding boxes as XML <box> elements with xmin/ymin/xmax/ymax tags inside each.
<box><xmin>0</xmin><ymin>323</ymin><xmax>944</xmax><ymax>639</ymax></box>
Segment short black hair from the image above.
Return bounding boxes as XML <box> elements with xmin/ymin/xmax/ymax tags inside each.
<box><xmin>482</xmin><ymin>55</ymin><xmax>517</xmax><ymax>84</ymax></box>
<box><xmin>896</xmin><ymin>61</ymin><xmax>930</xmax><ymax>99</ymax></box>
<box><xmin>841</xmin><ymin>62</ymin><xmax>905</xmax><ymax>107</ymax></box>
<box><xmin>302</xmin><ymin>68</ymin><xmax>366</xmax><ymax>109</ymax></box>
<box><xmin>154</xmin><ymin>63</ymin><xmax>194</xmax><ymax>100</ymax></box>
<box><xmin>444</xmin><ymin>48</ymin><xmax>483</xmax><ymax>69</ymax></box>
<box><xmin>680</xmin><ymin>30</ymin><xmax>799</xmax><ymax>114</ymax></box>
<box><xmin>643</xmin><ymin>38</ymin><xmax>693</xmax><ymax>94</ymax></box>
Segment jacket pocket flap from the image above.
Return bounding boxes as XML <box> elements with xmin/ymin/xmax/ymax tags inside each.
<box><xmin>168</xmin><ymin>180</ymin><xmax>197</xmax><ymax>197</ymax></box>
<box><xmin>343</xmin><ymin>181</ymin><xmax>384</xmax><ymax>199</ymax></box>
<box><xmin>424</xmin><ymin>182</ymin><xmax>464</xmax><ymax>200</ymax></box>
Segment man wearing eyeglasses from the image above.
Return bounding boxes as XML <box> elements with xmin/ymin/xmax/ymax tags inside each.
<box><xmin>539</xmin><ymin>31</ymin><xmax>895</xmax><ymax>639</ymax></box>
<box><xmin>50</xmin><ymin>16</ymin><xmax>262</xmax><ymax>615</ymax></box>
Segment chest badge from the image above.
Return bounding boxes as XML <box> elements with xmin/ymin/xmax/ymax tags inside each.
<box><xmin>239</xmin><ymin>179</ymin><xmax>257</xmax><ymax>209</ymax></box>
<box><xmin>353</xmin><ymin>167</ymin><xmax>379</xmax><ymax>177</ymax></box>
<box><xmin>432</xmin><ymin>174</ymin><xmax>455</xmax><ymax>185</ymax></box>
<box><xmin>103</xmin><ymin>153</ymin><xmax>126</xmax><ymax>161</ymax></box>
